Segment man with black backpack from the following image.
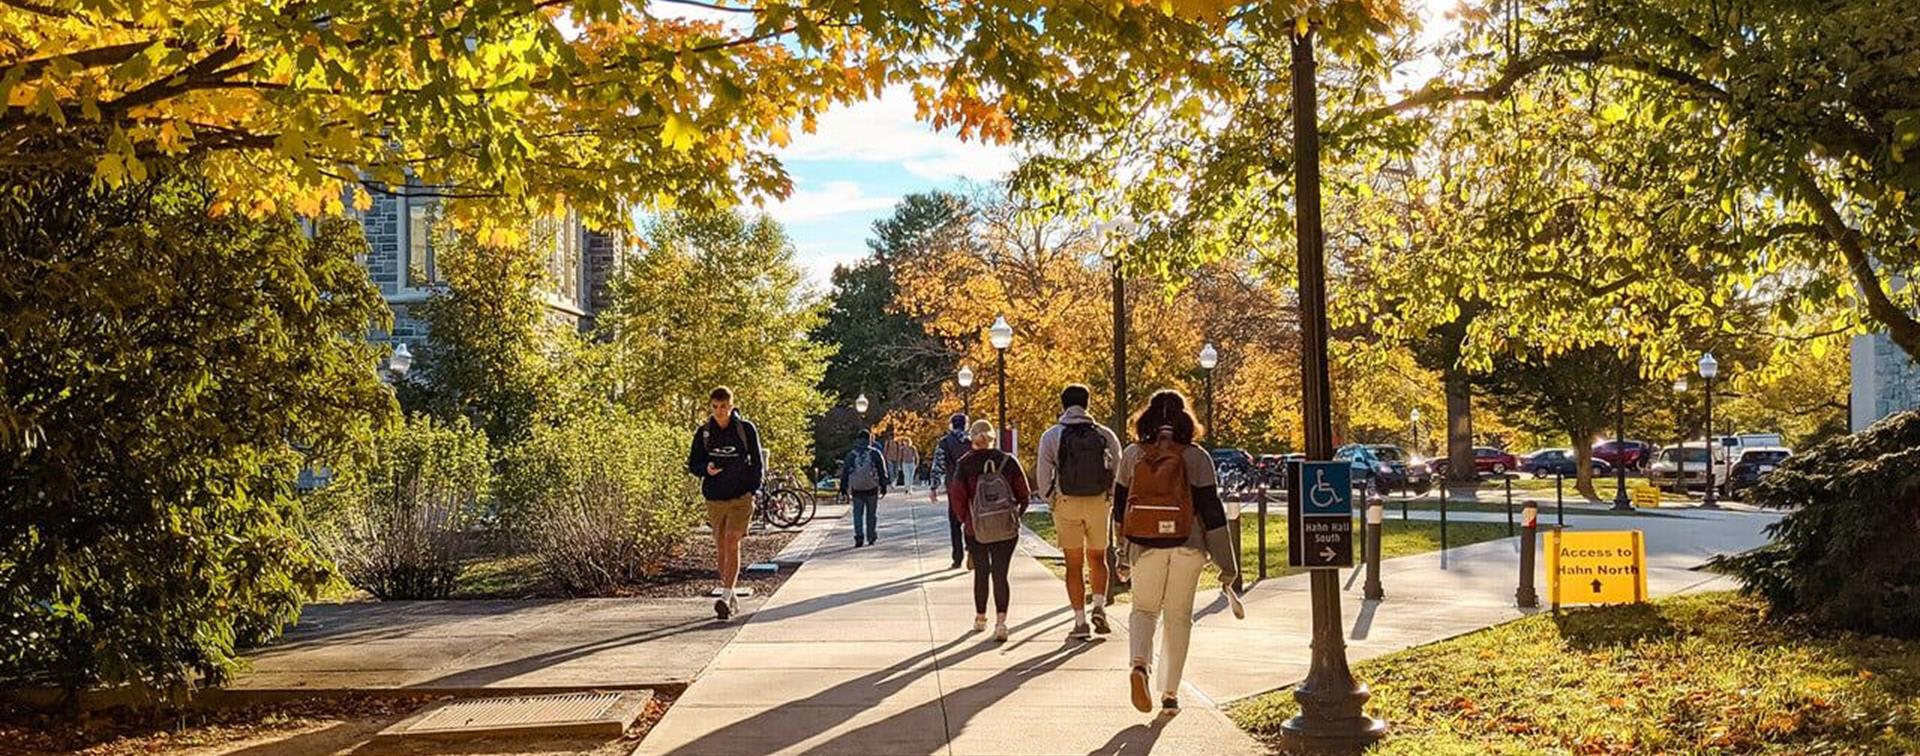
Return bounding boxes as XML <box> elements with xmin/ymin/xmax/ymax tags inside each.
<box><xmin>1033</xmin><ymin>384</ymin><xmax>1124</xmax><ymax>640</ymax></box>
<box><xmin>931</xmin><ymin>414</ymin><xmax>972</xmax><ymax>569</ymax></box>
<box><xmin>686</xmin><ymin>386</ymin><xmax>764</xmax><ymax>621</ymax></box>
<box><xmin>840</xmin><ymin>428</ymin><xmax>889</xmax><ymax>547</ymax></box>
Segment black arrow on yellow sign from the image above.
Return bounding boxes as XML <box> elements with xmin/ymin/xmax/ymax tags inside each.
<box><xmin>1590</xmin><ymin>579</ymin><xmax>1603</xmax><ymax>594</ymax></box>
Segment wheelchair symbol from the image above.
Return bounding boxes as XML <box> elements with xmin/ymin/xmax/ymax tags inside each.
<box><xmin>1308</xmin><ymin>470</ymin><xmax>1343</xmax><ymax>510</ymax></box>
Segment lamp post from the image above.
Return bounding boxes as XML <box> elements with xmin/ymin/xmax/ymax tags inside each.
<box><xmin>1199</xmin><ymin>342</ymin><xmax>1218</xmax><ymax>442</ymax></box>
<box><xmin>1409</xmin><ymin>407</ymin><xmax>1422</xmax><ymax>457</ymax></box>
<box><xmin>1672</xmin><ymin>377</ymin><xmax>1689</xmax><ymax>495</ymax></box>
<box><xmin>989</xmin><ymin>315</ymin><xmax>1013</xmax><ymax>444</ymax></box>
<box><xmin>1610</xmin><ymin>364</ymin><xmax>1634</xmax><ymax>511</ymax></box>
<box><xmin>381</xmin><ymin>342</ymin><xmax>412</xmax><ymax>384</ymax></box>
<box><xmin>1699</xmin><ymin>352</ymin><xmax>1720</xmax><ymax>509</ymax></box>
<box><xmin>855</xmin><ymin>393</ymin><xmax>869</xmax><ymax>418</ymax></box>
<box><xmin>957</xmin><ymin>365</ymin><xmax>975</xmax><ymax>419</ymax></box>
<box><xmin>1097</xmin><ymin>218</ymin><xmax>1140</xmax><ymax>436</ymax></box>
<box><xmin>1278</xmin><ymin>23</ymin><xmax>1388</xmax><ymax>752</ymax></box>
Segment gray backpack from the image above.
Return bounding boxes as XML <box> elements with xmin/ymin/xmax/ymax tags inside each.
<box><xmin>970</xmin><ymin>458</ymin><xmax>1020</xmax><ymax>544</ymax></box>
<box><xmin>848</xmin><ymin>448</ymin><xmax>880</xmax><ymax>492</ymax></box>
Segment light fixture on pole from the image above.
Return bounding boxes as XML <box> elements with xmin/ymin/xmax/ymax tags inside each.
<box><xmin>1097</xmin><ymin>218</ymin><xmax>1139</xmax><ymax>439</ymax></box>
<box><xmin>855</xmin><ymin>393</ymin><xmax>869</xmax><ymax>415</ymax></box>
<box><xmin>1698</xmin><ymin>352</ymin><xmax>1720</xmax><ymax>509</ymax></box>
<box><xmin>957</xmin><ymin>365</ymin><xmax>975</xmax><ymax>418</ymax></box>
<box><xmin>1199</xmin><ymin>343</ymin><xmax>1218</xmax><ymax>443</ymax></box>
<box><xmin>989</xmin><ymin>315</ymin><xmax>1013</xmax><ymax>446</ymax></box>
<box><xmin>382</xmin><ymin>342</ymin><xmax>412</xmax><ymax>384</ymax></box>
<box><xmin>1409</xmin><ymin>407</ymin><xmax>1422</xmax><ymax>457</ymax></box>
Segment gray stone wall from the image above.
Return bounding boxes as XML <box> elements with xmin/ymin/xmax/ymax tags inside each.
<box><xmin>362</xmin><ymin>192</ymin><xmax>402</xmax><ymax>295</ymax></box>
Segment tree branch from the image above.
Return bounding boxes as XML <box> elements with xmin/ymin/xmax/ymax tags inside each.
<box><xmin>1788</xmin><ymin>161</ymin><xmax>1920</xmax><ymax>361</ymax></box>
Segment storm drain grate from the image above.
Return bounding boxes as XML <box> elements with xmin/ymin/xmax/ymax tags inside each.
<box><xmin>378</xmin><ymin>690</ymin><xmax>651</xmax><ymax>741</ymax></box>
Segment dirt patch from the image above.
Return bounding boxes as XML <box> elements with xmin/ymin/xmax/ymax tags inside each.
<box><xmin>610</xmin><ymin>529</ymin><xmax>797</xmax><ymax>599</ymax></box>
<box><xmin>1</xmin><ymin>692</ymin><xmax>676</xmax><ymax>756</ymax></box>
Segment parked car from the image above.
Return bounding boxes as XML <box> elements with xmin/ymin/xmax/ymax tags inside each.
<box><xmin>1210</xmin><ymin>447</ymin><xmax>1254</xmax><ymax>474</ymax></box>
<box><xmin>1253</xmin><ymin>453</ymin><xmax>1303</xmax><ymax>487</ymax></box>
<box><xmin>1725</xmin><ymin>446</ymin><xmax>1792</xmax><ymax>497</ymax></box>
<box><xmin>1519</xmin><ymin>448</ymin><xmax>1612</xmax><ymax>478</ymax></box>
<box><xmin>1592</xmin><ymin>439</ymin><xmax>1657</xmax><ymax>470</ymax></box>
<box><xmin>1335</xmin><ymin>444</ymin><xmax>1432</xmax><ymax>496</ymax></box>
<box><xmin>1433</xmin><ymin>446</ymin><xmax>1518</xmax><ymax>477</ymax></box>
<box><xmin>1646</xmin><ymin>445</ymin><xmax>1713</xmax><ymax>491</ymax></box>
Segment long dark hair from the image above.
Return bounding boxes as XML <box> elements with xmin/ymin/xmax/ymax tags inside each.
<box><xmin>1132</xmin><ymin>389</ymin><xmax>1202</xmax><ymax>444</ymax></box>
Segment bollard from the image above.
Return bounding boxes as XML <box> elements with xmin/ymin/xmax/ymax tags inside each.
<box><xmin>1232</xmin><ymin>493</ymin><xmax>1245</xmax><ymax>593</ymax></box>
<box><xmin>1517</xmin><ymin>500</ymin><xmax>1540</xmax><ymax>607</ymax></box>
<box><xmin>1257</xmin><ymin>482</ymin><xmax>1268</xmax><ymax>583</ymax></box>
<box><xmin>1364</xmin><ymin>501</ymin><xmax>1385</xmax><ymax>600</ymax></box>
<box><xmin>1505</xmin><ymin>475</ymin><xmax>1515</xmax><ymax>537</ymax></box>
<box><xmin>1402</xmin><ymin>487</ymin><xmax>1410</xmax><ymax>521</ymax></box>
<box><xmin>1555</xmin><ymin>470</ymin><xmax>1566</xmax><ymax>527</ymax></box>
<box><xmin>1439</xmin><ymin>483</ymin><xmax>1449</xmax><ymax>550</ymax></box>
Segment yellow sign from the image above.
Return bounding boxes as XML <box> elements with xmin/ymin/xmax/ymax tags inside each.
<box><xmin>1544</xmin><ymin>529</ymin><xmax>1648</xmax><ymax>608</ymax></box>
<box><xmin>1631</xmin><ymin>486</ymin><xmax>1662</xmax><ymax>508</ymax></box>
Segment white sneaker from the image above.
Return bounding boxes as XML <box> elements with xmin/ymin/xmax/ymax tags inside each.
<box><xmin>727</xmin><ymin>594</ymin><xmax>740</xmax><ymax>618</ymax></box>
<box><xmin>1223</xmin><ymin>587</ymin><xmax>1245</xmax><ymax>620</ymax></box>
<box><xmin>972</xmin><ymin>615</ymin><xmax>988</xmax><ymax>633</ymax></box>
<box><xmin>993</xmin><ymin>622</ymin><xmax>1009</xmax><ymax>642</ymax></box>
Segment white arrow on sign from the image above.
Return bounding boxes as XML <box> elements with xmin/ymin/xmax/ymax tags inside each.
<box><xmin>1320</xmin><ymin>546</ymin><xmax>1337</xmax><ymax>562</ymax></box>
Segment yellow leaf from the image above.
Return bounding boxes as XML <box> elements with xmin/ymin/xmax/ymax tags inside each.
<box><xmin>1600</xmin><ymin>103</ymin><xmax>1628</xmax><ymax>123</ymax></box>
<box><xmin>661</xmin><ymin>114</ymin><xmax>699</xmax><ymax>152</ymax></box>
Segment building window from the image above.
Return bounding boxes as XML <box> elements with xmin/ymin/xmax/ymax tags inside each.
<box><xmin>408</xmin><ymin>202</ymin><xmax>436</xmax><ymax>287</ymax></box>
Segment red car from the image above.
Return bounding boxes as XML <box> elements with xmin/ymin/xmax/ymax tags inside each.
<box><xmin>1431</xmin><ymin>446</ymin><xmax>1518</xmax><ymax>477</ymax></box>
<box><xmin>1592</xmin><ymin>439</ymin><xmax>1655</xmax><ymax>470</ymax></box>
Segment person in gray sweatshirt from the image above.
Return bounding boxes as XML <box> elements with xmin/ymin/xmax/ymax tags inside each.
<box><xmin>1110</xmin><ymin>389</ymin><xmax>1244</xmax><ymax>714</ymax></box>
<box><xmin>1033</xmin><ymin>384</ymin><xmax>1124</xmax><ymax>640</ymax></box>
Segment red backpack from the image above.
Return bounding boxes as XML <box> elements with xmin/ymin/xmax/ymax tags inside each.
<box><xmin>1123</xmin><ymin>440</ymin><xmax>1193</xmax><ymax>540</ymax></box>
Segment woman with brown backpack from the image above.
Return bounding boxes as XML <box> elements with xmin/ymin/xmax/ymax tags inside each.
<box><xmin>1111</xmin><ymin>390</ymin><xmax>1244</xmax><ymax>713</ymax></box>
<box><xmin>948</xmin><ymin>420</ymin><xmax>1031</xmax><ymax>642</ymax></box>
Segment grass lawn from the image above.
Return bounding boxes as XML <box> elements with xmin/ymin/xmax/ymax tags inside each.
<box><xmin>1021</xmin><ymin>512</ymin><xmax>1512</xmax><ymax>598</ymax></box>
<box><xmin>1370</xmin><ymin>499</ymin><xmax>1670</xmax><ymax>518</ymax></box>
<box><xmin>1229</xmin><ymin>592</ymin><xmax>1920</xmax><ymax>754</ymax></box>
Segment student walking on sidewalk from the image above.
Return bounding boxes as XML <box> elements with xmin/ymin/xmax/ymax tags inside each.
<box><xmin>898</xmin><ymin>435</ymin><xmax>920</xmax><ymax>493</ymax></box>
<box><xmin>931</xmin><ymin>414</ymin><xmax>972</xmax><ymax>569</ymax></box>
<box><xmin>948</xmin><ymin>420</ymin><xmax>1031</xmax><ymax>642</ymax></box>
<box><xmin>1033</xmin><ymin>384</ymin><xmax>1124</xmax><ymax>640</ymax></box>
<box><xmin>840</xmin><ymin>429</ymin><xmax>889</xmax><ymax>547</ymax></box>
<box><xmin>1112</xmin><ymin>390</ymin><xmax>1244</xmax><ymax>713</ymax></box>
<box><xmin>685</xmin><ymin>386</ymin><xmax>764</xmax><ymax>621</ymax></box>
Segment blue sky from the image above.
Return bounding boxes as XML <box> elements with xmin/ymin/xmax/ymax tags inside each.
<box><xmin>756</xmin><ymin>86</ymin><xmax>1016</xmax><ymax>288</ymax></box>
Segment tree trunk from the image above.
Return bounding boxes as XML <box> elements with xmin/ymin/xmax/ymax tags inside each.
<box><xmin>1570</xmin><ymin>428</ymin><xmax>1600</xmax><ymax>501</ymax></box>
<box><xmin>1444</xmin><ymin>365</ymin><xmax>1475</xmax><ymax>485</ymax></box>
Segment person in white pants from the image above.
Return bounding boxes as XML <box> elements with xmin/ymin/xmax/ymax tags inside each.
<box><xmin>1111</xmin><ymin>389</ymin><xmax>1243</xmax><ymax>713</ymax></box>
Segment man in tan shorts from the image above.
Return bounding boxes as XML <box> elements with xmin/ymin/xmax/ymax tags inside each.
<box><xmin>1033</xmin><ymin>384</ymin><xmax>1124</xmax><ymax>640</ymax></box>
<box><xmin>686</xmin><ymin>386</ymin><xmax>762</xmax><ymax>621</ymax></box>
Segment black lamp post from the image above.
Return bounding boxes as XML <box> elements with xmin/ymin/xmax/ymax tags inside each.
<box><xmin>957</xmin><ymin>365</ymin><xmax>975</xmax><ymax>419</ymax></box>
<box><xmin>1610</xmin><ymin>366</ymin><xmax>1634</xmax><ymax>511</ymax></box>
<box><xmin>989</xmin><ymin>315</ymin><xmax>1013</xmax><ymax>445</ymax></box>
<box><xmin>1199</xmin><ymin>342</ymin><xmax>1218</xmax><ymax>442</ymax></box>
<box><xmin>1097</xmin><ymin>218</ymin><xmax>1139</xmax><ymax>436</ymax></box>
<box><xmin>1699</xmin><ymin>352</ymin><xmax>1720</xmax><ymax>509</ymax></box>
<box><xmin>1672</xmin><ymin>377</ymin><xmax>1688</xmax><ymax>495</ymax></box>
<box><xmin>1277</xmin><ymin>24</ymin><xmax>1388</xmax><ymax>752</ymax></box>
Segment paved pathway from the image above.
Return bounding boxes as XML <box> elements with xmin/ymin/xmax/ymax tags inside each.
<box><xmin>637</xmin><ymin>493</ymin><xmax>1262</xmax><ymax>756</ymax></box>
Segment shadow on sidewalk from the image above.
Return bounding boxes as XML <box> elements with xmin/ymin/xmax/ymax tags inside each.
<box><xmin>746</xmin><ymin>569</ymin><xmax>944</xmax><ymax>623</ymax></box>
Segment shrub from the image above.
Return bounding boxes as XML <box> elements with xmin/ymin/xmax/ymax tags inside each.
<box><xmin>313</xmin><ymin>416</ymin><xmax>491</xmax><ymax>600</ymax></box>
<box><xmin>0</xmin><ymin>165</ymin><xmax>391</xmax><ymax>696</ymax></box>
<box><xmin>500</xmin><ymin>411</ymin><xmax>699</xmax><ymax>595</ymax></box>
<box><xmin>1718</xmin><ymin>410</ymin><xmax>1920</xmax><ymax>637</ymax></box>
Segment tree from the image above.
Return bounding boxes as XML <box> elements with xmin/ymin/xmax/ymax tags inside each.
<box><xmin>0</xmin><ymin>162</ymin><xmax>391</xmax><ymax>696</ymax></box>
<box><xmin>600</xmin><ymin>210</ymin><xmax>830</xmax><ymax>469</ymax></box>
<box><xmin>811</xmin><ymin>191</ymin><xmax>971</xmax><ymax>468</ymax></box>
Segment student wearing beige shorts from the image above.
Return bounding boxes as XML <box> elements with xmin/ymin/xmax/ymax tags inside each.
<box><xmin>685</xmin><ymin>386</ymin><xmax>763</xmax><ymax>621</ymax></box>
<box><xmin>1033</xmin><ymin>384</ymin><xmax>1124</xmax><ymax>640</ymax></box>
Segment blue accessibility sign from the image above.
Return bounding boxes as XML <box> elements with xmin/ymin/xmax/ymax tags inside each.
<box><xmin>1297</xmin><ymin>461</ymin><xmax>1352</xmax><ymax>517</ymax></box>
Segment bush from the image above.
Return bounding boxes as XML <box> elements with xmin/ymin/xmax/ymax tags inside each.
<box><xmin>0</xmin><ymin>165</ymin><xmax>391</xmax><ymax>696</ymax></box>
<box><xmin>500</xmin><ymin>412</ymin><xmax>699</xmax><ymax>595</ymax></box>
<box><xmin>1718</xmin><ymin>410</ymin><xmax>1920</xmax><ymax>637</ymax></box>
<box><xmin>313</xmin><ymin>416</ymin><xmax>491</xmax><ymax>600</ymax></box>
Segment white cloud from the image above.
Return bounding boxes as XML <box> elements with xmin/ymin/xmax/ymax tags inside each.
<box><xmin>791</xmin><ymin>240</ymin><xmax>869</xmax><ymax>288</ymax></box>
<box><xmin>779</xmin><ymin>86</ymin><xmax>1019</xmax><ymax>183</ymax></box>
<box><xmin>760</xmin><ymin>180</ymin><xmax>898</xmax><ymax>225</ymax></box>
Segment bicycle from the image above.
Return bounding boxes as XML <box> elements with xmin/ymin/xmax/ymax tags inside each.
<box><xmin>750</xmin><ymin>470</ymin><xmax>818</xmax><ymax>530</ymax></box>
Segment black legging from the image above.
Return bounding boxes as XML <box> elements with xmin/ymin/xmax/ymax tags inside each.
<box><xmin>966</xmin><ymin>534</ymin><xmax>1017</xmax><ymax>615</ymax></box>
<box><xmin>948</xmin><ymin>509</ymin><xmax>965</xmax><ymax>564</ymax></box>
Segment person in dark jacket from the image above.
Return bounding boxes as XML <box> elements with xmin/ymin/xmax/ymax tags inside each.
<box><xmin>1110</xmin><ymin>389</ymin><xmax>1242</xmax><ymax>713</ymax></box>
<box><xmin>840</xmin><ymin>429</ymin><xmax>889</xmax><ymax>547</ymax></box>
<box><xmin>949</xmin><ymin>420</ymin><xmax>1031</xmax><ymax>642</ymax></box>
<box><xmin>930</xmin><ymin>413</ymin><xmax>972</xmax><ymax>568</ymax></box>
<box><xmin>685</xmin><ymin>386</ymin><xmax>763</xmax><ymax>621</ymax></box>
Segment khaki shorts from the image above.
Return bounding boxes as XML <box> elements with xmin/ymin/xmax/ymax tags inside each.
<box><xmin>705</xmin><ymin>495</ymin><xmax>754</xmax><ymax>535</ymax></box>
<box><xmin>1051</xmin><ymin>493</ymin><xmax>1111</xmax><ymax>552</ymax></box>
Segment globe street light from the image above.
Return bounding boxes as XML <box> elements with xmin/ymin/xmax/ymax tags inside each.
<box><xmin>989</xmin><ymin>315</ymin><xmax>1013</xmax><ymax>446</ymax></box>
<box><xmin>855</xmin><ymin>393</ymin><xmax>869</xmax><ymax>415</ymax></box>
<box><xmin>1199</xmin><ymin>342</ymin><xmax>1219</xmax><ymax>443</ymax></box>
<box><xmin>1698</xmin><ymin>352</ymin><xmax>1720</xmax><ymax>509</ymax></box>
<box><xmin>957</xmin><ymin>365</ymin><xmax>975</xmax><ymax>418</ymax></box>
<box><xmin>381</xmin><ymin>342</ymin><xmax>412</xmax><ymax>384</ymax></box>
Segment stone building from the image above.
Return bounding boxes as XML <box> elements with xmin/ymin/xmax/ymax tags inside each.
<box><xmin>1850</xmin><ymin>332</ymin><xmax>1920</xmax><ymax>431</ymax></box>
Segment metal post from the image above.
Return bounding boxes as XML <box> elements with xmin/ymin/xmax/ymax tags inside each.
<box><xmin>1555</xmin><ymin>471</ymin><xmax>1566</xmax><ymax>527</ymax></box>
<box><xmin>1204</xmin><ymin>370</ymin><xmax>1215</xmax><ymax>444</ymax></box>
<box><xmin>996</xmin><ymin>348</ymin><xmax>1008</xmax><ymax>440</ymax></box>
<box><xmin>1504</xmin><ymin>475</ymin><xmax>1514</xmax><ymax>537</ymax></box>
<box><xmin>1440</xmin><ymin>482</ymin><xmax>1449</xmax><ymax>550</ymax></box>
<box><xmin>1257</xmin><ymin>482</ymin><xmax>1268</xmax><ymax>582</ymax></box>
<box><xmin>1611</xmin><ymin>372</ymin><xmax>1634</xmax><ymax>511</ymax></box>
<box><xmin>1108</xmin><ymin>258</ymin><xmax>1127</xmax><ymax>602</ymax></box>
<box><xmin>1363</xmin><ymin>501</ymin><xmax>1384</xmax><ymax>600</ymax></box>
<box><xmin>1702</xmin><ymin>373</ymin><xmax>1719</xmax><ymax>509</ymax></box>
<box><xmin>1517</xmin><ymin>501</ymin><xmax>1539</xmax><ymax>607</ymax></box>
<box><xmin>1278</xmin><ymin>26</ymin><xmax>1386</xmax><ymax>751</ymax></box>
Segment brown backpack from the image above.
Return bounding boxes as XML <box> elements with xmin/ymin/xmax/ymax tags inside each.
<box><xmin>1124</xmin><ymin>440</ymin><xmax>1193</xmax><ymax>541</ymax></box>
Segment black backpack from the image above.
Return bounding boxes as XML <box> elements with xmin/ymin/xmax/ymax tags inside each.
<box><xmin>1056</xmin><ymin>424</ymin><xmax>1114</xmax><ymax>496</ymax></box>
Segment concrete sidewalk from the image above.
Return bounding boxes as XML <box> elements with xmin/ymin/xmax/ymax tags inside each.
<box><xmin>637</xmin><ymin>493</ymin><xmax>1262</xmax><ymax>756</ymax></box>
<box><xmin>1181</xmin><ymin>507</ymin><xmax>1782</xmax><ymax>702</ymax></box>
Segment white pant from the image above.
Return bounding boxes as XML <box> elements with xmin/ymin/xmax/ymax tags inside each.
<box><xmin>1128</xmin><ymin>546</ymin><xmax>1208</xmax><ymax>697</ymax></box>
